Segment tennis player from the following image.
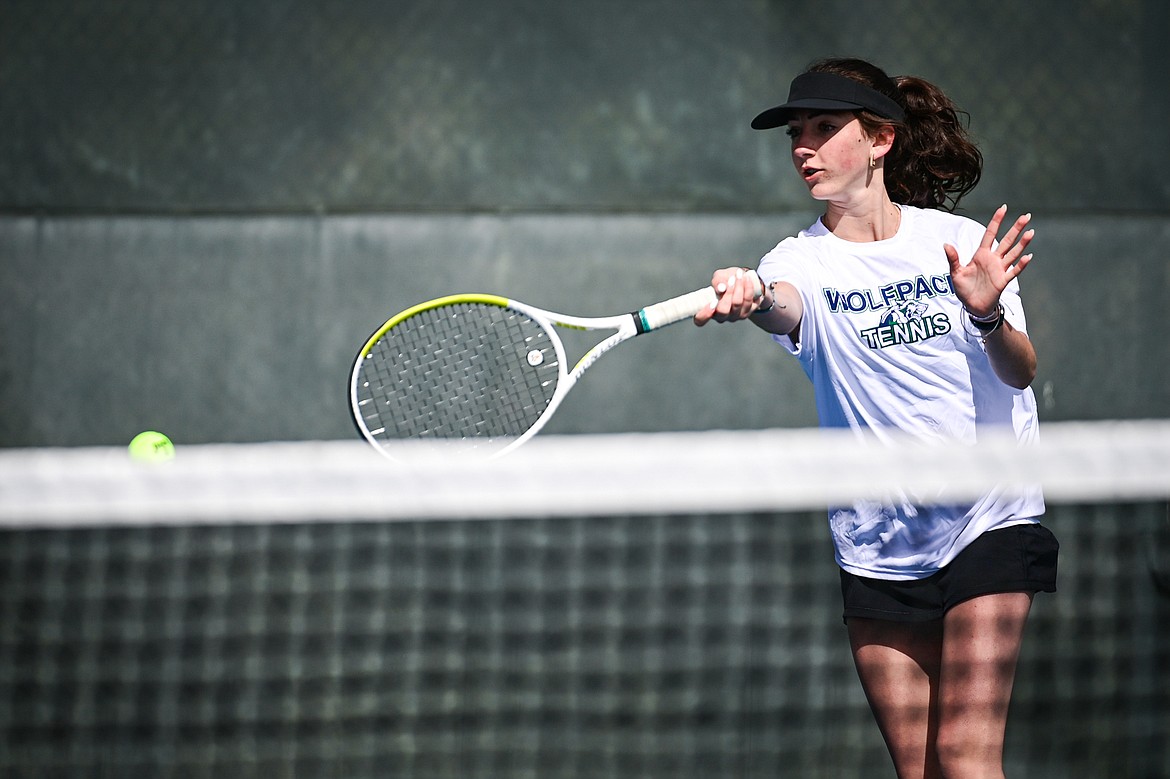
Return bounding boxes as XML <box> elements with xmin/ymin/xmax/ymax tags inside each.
<box><xmin>697</xmin><ymin>58</ymin><xmax>1058</xmax><ymax>779</ymax></box>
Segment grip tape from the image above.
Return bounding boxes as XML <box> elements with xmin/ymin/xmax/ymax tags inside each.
<box><xmin>635</xmin><ymin>287</ymin><xmax>719</xmax><ymax>333</ymax></box>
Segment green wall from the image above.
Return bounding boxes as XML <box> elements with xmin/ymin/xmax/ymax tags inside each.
<box><xmin>2</xmin><ymin>1</ymin><xmax>1168</xmax><ymax>445</ymax></box>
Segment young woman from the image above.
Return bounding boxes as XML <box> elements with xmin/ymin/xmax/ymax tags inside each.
<box><xmin>696</xmin><ymin>58</ymin><xmax>1059</xmax><ymax>778</ymax></box>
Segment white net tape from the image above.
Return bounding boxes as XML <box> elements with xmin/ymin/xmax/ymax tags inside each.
<box><xmin>3</xmin><ymin>421</ymin><xmax>1168</xmax><ymax>527</ymax></box>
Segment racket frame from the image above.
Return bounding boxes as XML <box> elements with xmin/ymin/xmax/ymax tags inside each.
<box><xmin>350</xmin><ymin>285</ymin><xmax>723</xmax><ymax>459</ymax></box>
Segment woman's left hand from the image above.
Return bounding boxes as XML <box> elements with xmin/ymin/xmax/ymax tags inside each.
<box><xmin>944</xmin><ymin>205</ymin><xmax>1034</xmax><ymax>318</ymax></box>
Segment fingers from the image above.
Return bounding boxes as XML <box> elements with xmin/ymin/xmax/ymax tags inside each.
<box><xmin>1010</xmin><ymin>251</ymin><xmax>1034</xmax><ymax>278</ymax></box>
<box><xmin>943</xmin><ymin>243</ymin><xmax>961</xmax><ymax>273</ymax></box>
<box><xmin>980</xmin><ymin>207</ymin><xmax>1037</xmax><ymax>283</ymax></box>
<box><xmin>980</xmin><ymin>204</ymin><xmax>1009</xmax><ymax>249</ymax></box>
<box><xmin>702</xmin><ymin>267</ymin><xmax>762</xmax><ymax>323</ymax></box>
<box><xmin>1000</xmin><ymin>222</ymin><xmax>1035</xmax><ymax>280</ymax></box>
<box><xmin>987</xmin><ymin>206</ymin><xmax>1034</xmax><ymax>255</ymax></box>
<box><xmin>1001</xmin><ymin>214</ymin><xmax>1033</xmax><ymax>256</ymax></box>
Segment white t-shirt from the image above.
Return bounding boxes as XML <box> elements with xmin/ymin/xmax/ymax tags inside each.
<box><xmin>757</xmin><ymin>205</ymin><xmax>1045</xmax><ymax>580</ymax></box>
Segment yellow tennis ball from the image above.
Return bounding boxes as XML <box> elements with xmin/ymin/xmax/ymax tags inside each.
<box><xmin>128</xmin><ymin>431</ymin><xmax>175</xmax><ymax>462</ymax></box>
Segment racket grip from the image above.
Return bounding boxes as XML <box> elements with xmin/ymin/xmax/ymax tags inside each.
<box><xmin>635</xmin><ymin>287</ymin><xmax>719</xmax><ymax>333</ymax></box>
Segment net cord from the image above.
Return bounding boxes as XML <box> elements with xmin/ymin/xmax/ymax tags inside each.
<box><xmin>2</xmin><ymin>420</ymin><xmax>1168</xmax><ymax>527</ymax></box>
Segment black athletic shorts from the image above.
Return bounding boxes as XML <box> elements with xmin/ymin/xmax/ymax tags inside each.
<box><xmin>839</xmin><ymin>523</ymin><xmax>1059</xmax><ymax>623</ymax></box>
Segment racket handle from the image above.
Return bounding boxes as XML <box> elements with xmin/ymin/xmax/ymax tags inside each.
<box><xmin>635</xmin><ymin>286</ymin><xmax>719</xmax><ymax>333</ymax></box>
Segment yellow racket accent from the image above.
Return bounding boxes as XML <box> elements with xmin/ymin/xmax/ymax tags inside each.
<box><xmin>355</xmin><ymin>293</ymin><xmax>510</xmax><ymax>359</ymax></box>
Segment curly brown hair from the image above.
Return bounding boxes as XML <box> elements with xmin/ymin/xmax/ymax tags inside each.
<box><xmin>805</xmin><ymin>58</ymin><xmax>983</xmax><ymax>212</ymax></box>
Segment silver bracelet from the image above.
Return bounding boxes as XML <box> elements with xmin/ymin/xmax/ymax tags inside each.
<box><xmin>752</xmin><ymin>281</ymin><xmax>777</xmax><ymax>315</ymax></box>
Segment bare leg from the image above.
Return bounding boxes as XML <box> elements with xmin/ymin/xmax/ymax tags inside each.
<box><xmin>848</xmin><ymin>618</ymin><xmax>944</xmax><ymax>779</ymax></box>
<box><xmin>935</xmin><ymin>592</ymin><xmax>1034</xmax><ymax>779</ymax></box>
<box><xmin>848</xmin><ymin>592</ymin><xmax>1034</xmax><ymax>778</ymax></box>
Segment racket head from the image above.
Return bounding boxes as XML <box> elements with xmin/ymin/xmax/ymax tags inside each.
<box><xmin>350</xmin><ymin>294</ymin><xmax>568</xmax><ymax>459</ymax></box>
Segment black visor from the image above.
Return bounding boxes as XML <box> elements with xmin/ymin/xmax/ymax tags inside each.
<box><xmin>751</xmin><ymin>71</ymin><xmax>906</xmax><ymax>129</ymax></box>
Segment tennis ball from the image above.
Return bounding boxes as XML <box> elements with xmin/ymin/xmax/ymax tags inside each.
<box><xmin>128</xmin><ymin>431</ymin><xmax>175</xmax><ymax>462</ymax></box>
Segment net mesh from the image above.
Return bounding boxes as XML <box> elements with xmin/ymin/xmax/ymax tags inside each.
<box><xmin>2</xmin><ymin>423</ymin><xmax>1168</xmax><ymax>778</ymax></box>
<box><xmin>353</xmin><ymin>302</ymin><xmax>560</xmax><ymax>447</ymax></box>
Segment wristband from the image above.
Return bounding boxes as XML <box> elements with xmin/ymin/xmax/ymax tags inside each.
<box><xmin>966</xmin><ymin>304</ymin><xmax>1004</xmax><ymax>335</ymax></box>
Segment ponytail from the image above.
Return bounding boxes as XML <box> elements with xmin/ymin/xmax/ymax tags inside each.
<box><xmin>886</xmin><ymin>76</ymin><xmax>982</xmax><ymax>211</ymax></box>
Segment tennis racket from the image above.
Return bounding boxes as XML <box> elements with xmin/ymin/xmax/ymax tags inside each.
<box><xmin>350</xmin><ymin>280</ymin><xmax>753</xmax><ymax>459</ymax></box>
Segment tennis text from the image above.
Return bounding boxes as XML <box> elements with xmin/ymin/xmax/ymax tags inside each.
<box><xmin>859</xmin><ymin>313</ymin><xmax>952</xmax><ymax>348</ymax></box>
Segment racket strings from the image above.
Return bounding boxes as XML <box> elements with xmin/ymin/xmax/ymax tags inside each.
<box><xmin>356</xmin><ymin>303</ymin><xmax>560</xmax><ymax>443</ymax></box>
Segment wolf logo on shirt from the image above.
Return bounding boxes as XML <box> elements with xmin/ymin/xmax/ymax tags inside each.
<box><xmin>880</xmin><ymin>300</ymin><xmax>929</xmax><ymax>325</ymax></box>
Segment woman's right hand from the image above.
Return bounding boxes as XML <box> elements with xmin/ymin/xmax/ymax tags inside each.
<box><xmin>693</xmin><ymin>267</ymin><xmax>765</xmax><ymax>326</ymax></box>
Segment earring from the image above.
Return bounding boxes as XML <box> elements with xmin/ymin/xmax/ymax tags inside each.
<box><xmin>869</xmin><ymin>150</ymin><xmax>877</xmax><ymax>169</ymax></box>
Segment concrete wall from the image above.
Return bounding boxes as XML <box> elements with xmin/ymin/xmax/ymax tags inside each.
<box><xmin>3</xmin><ymin>212</ymin><xmax>1166</xmax><ymax>446</ymax></box>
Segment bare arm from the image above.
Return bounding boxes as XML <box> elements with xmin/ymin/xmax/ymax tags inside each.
<box><xmin>976</xmin><ymin>316</ymin><xmax>1037</xmax><ymax>389</ymax></box>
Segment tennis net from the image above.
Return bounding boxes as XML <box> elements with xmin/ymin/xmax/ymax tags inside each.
<box><xmin>1</xmin><ymin>421</ymin><xmax>1167</xmax><ymax>778</ymax></box>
